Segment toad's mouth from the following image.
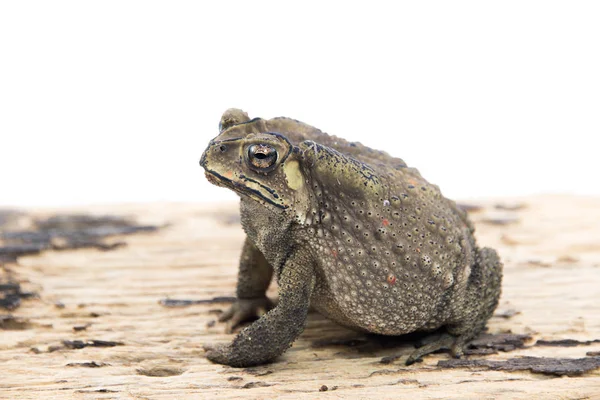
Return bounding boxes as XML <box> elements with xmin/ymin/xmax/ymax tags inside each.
<box><xmin>203</xmin><ymin>169</ymin><xmax>243</xmax><ymax>194</ymax></box>
<box><xmin>203</xmin><ymin>168</ymin><xmax>288</xmax><ymax>210</ymax></box>
<box><xmin>204</xmin><ymin>170</ymin><xmax>226</xmax><ymax>187</ymax></box>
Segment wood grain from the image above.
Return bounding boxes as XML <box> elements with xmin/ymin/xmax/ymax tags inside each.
<box><xmin>1</xmin><ymin>196</ymin><xmax>599</xmax><ymax>399</ymax></box>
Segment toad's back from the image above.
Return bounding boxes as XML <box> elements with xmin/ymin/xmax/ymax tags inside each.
<box><xmin>291</xmin><ymin>141</ymin><xmax>476</xmax><ymax>335</ymax></box>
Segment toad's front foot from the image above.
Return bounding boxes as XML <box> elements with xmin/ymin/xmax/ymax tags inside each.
<box><xmin>218</xmin><ymin>297</ymin><xmax>274</xmax><ymax>333</ymax></box>
<box><xmin>204</xmin><ymin>258</ymin><xmax>314</xmax><ymax>368</ymax></box>
<box><xmin>203</xmin><ymin>343</ymin><xmax>238</xmax><ymax>366</ymax></box>
<box><xmin>203</xmin><ymin>342</ymin><xmax>264</xmax><ymax>367</ymax></box>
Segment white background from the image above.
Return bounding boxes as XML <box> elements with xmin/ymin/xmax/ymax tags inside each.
<box><xmin>1</xmin><ymin>1</ymin><xmax>598</xmax><ymax>207</ymax></box>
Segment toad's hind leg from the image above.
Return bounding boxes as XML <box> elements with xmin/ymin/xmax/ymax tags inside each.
<box><xmin>406</xmin><ymin>247</ymin><xmax>503</xmax><ymax>365</ymax></box>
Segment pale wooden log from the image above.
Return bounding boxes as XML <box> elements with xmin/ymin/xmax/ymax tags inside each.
<box><xmin>1</xmin><ymin>195</ymin><xmax>599</xmax><ymax>399</ymax></box>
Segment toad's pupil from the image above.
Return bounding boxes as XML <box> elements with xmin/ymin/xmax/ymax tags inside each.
<box><xmin>249</xmin><ymin>144</ymin><xmax>277</xmax><ymax>169</ymax></box>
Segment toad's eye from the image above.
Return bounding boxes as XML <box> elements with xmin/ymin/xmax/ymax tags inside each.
<box><xmin>248</xmin><ymin>144</ymin><xmax>278</xmax><ymax>170</ymax></box>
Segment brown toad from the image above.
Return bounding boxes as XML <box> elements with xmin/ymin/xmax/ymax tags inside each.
<box><xmin>200</xmin><ymin>109</ymin><xmax>502</xmax><ymax>367</ymax></box>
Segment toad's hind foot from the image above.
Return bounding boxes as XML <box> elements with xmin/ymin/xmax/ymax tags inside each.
<box><xmin>405</xmin><ymin>332</ymin><xmax>467</xmax><ymax>365</ymax></box>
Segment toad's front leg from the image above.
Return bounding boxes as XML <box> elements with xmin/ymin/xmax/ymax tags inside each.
<box><xmin>205</xmin><ymin>255</ymin><xmax>315</xmax><ymax>367</ymax></box>
<box><xmin>218</xmin><ymin>238</ymin><xmax>274</xmax><ymax>333</ymax></box>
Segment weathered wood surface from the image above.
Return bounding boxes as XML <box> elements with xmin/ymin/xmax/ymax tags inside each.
<box><xmin>1</xmin><ymin>195</ymin><xmax>600</xmax><ymax>399</ymax></box>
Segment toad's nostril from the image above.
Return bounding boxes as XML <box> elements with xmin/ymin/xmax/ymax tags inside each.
<box><xmin>219</xmin><ymin>145</ymin><xmax>227</xmax><ymax>152</ymax></box>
